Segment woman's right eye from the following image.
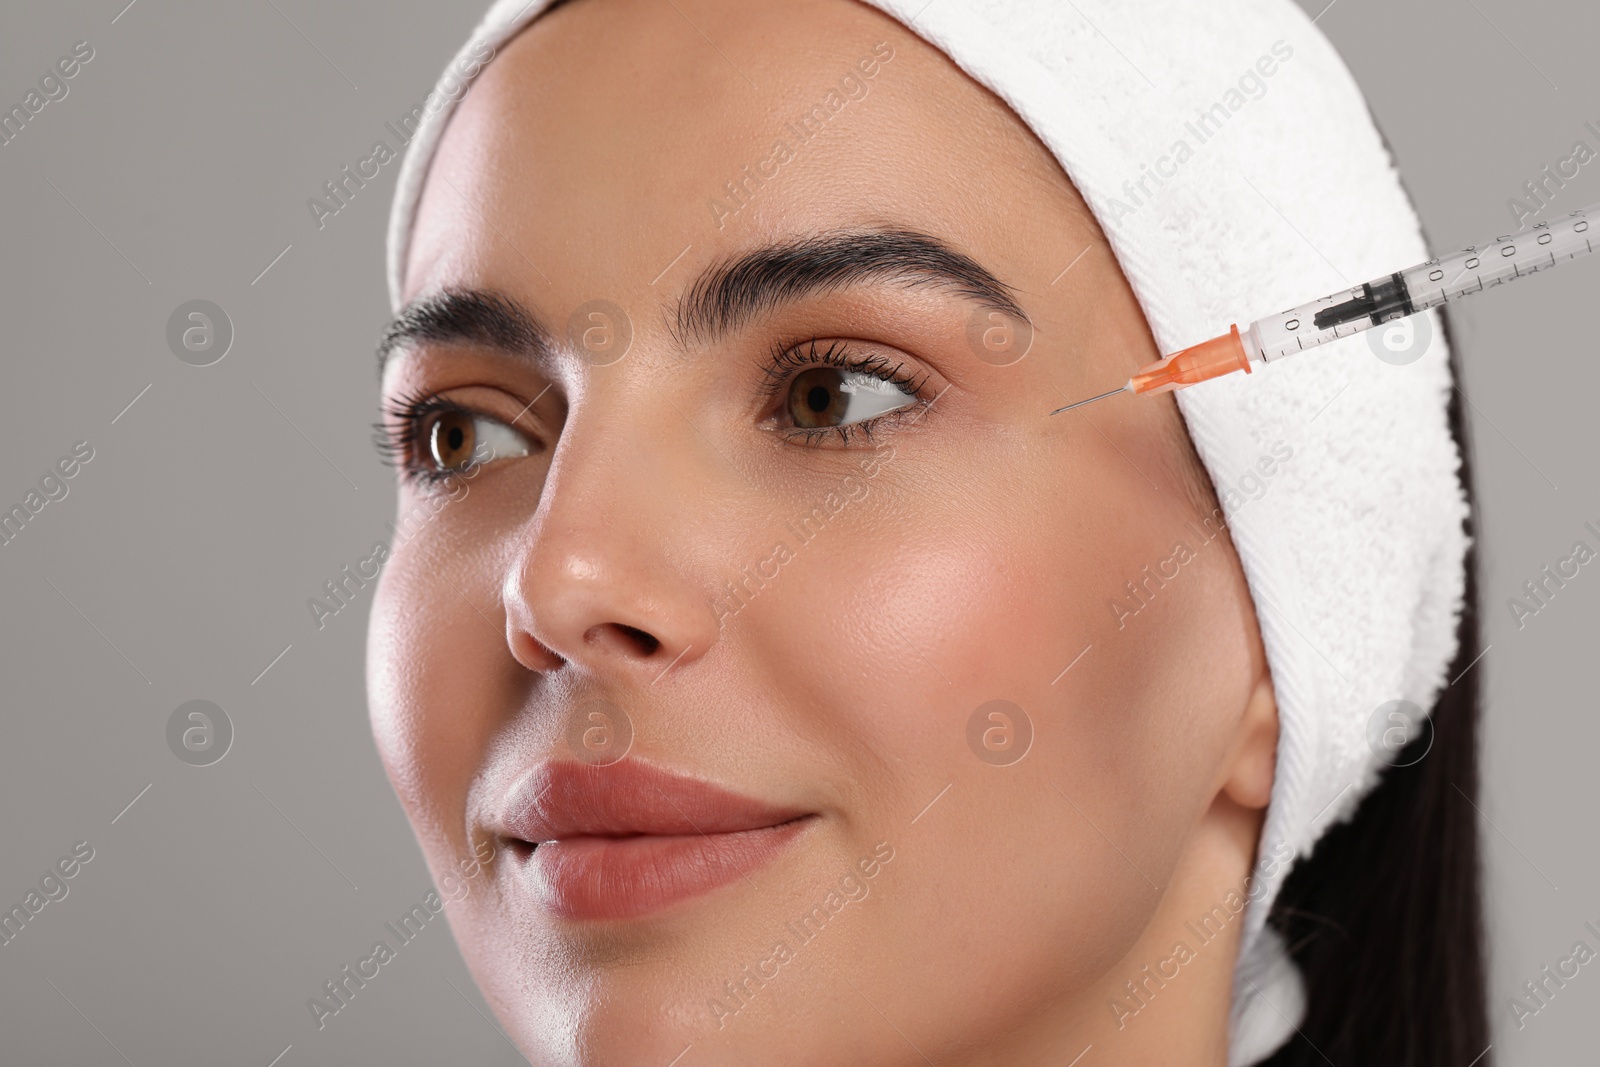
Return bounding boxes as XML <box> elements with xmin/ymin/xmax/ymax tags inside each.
<box><xmin>423</xmin><ymin>408</ymin><xmax>532</xmax><ymax>473</ymax></box>
<box><xmin>376</xmin><ymin>395</ymin><xmax>536</xmax><ymax>485</ymax></box>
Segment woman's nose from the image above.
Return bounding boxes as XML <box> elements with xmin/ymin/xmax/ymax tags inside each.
<box><xmin>500</xmin><ymin>412</ymin><xmax>721</xmax><ymax>682</ymax></box>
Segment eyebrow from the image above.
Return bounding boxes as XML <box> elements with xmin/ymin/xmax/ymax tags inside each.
<box><xmin>673</xmin><ymin>229</ymin><xmax>1030</xmax><ymax>343</ymax></box>
<box><xmin>376</xmin><ymin>229</ymin><xmax>1029</xmax><ymax>372</ymax></box>
<box><xmin>376</xmin><ymin>288</ymin><xmax>554</xmax><ymax>375</ymax></box>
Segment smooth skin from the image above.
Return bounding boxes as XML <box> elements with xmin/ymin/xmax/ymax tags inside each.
<box><xmin>369</xmin><ymin>0</ymin><xmax>1280</xmax><ymax>1063</ymax></box>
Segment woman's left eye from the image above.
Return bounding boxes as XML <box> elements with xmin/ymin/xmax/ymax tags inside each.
<box><xmin>763</xmin><ymin>339</ymin><xmax>927</xmax><ymax>442</ymax></box>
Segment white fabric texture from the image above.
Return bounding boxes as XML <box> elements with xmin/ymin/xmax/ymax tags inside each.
<box><xmin>385</xmin><ymin>2</ymin><xmax>1471</xmax><ymax>1063</ymax></box>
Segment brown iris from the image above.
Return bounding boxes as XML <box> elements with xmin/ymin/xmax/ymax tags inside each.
<box><xmin>788</xmin><ymin>367</ymin><xmax>851</xmax><ymax>429</ymax></box>
<box><xmin>428</xmin><ymin>410</ymin><xmax>477</xmax><ymax>471</ymax></box>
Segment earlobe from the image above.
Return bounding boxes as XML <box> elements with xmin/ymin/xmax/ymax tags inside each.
<box><xmin>1221</xmin><ymin>672</ymin><xmax>1279</xmax><ymax>810</ymax></box>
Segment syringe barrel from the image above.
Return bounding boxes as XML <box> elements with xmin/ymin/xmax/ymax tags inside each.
<box><xmin>1242</xmin><ymin>201</ymin><xmax>1600</xmax><ymax>364</ymax></box>
<box><xmin>1243</xmin><ymin>277</ymin><xmax>1415</xmax><ymax>364</ymax></box>
<box><xmin>1402</xmin><ymin>204</ymin><xmax>1596</xmax><ymax>312</ymax></box>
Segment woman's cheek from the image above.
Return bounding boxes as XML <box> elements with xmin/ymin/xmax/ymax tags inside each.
<box><xmin>366</xmin><ymin>526</ymin><xmax>493</xmax><ymax>846</ymax></box>
<box><xmin>889</xmin><ymin>476</ymin><xmax>1219</xmax><ymax>864</ymax></box>
<box><xmin>367</xmin><ymin>560</ymin><xmax>420</xmax><ymax>793</ymax></box>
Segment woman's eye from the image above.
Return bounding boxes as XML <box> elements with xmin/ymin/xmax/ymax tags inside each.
<box><xmin>786</xmin><ymin>367</ymin><xmax>916</xmax><ymax>430</ymax></box>
<box><xmin>425</xmin><ymin>409</ymin><xmax>531</xmax><ymax>472</ymax></box>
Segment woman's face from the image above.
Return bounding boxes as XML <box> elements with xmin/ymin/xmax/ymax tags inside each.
<box><xmin>370</xmin><ymin>0</ymin><xmax>1274</xmax><ymax>1062</ymax></box>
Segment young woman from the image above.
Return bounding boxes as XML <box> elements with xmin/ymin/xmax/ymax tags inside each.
<box><xmin>368</xmin><ymin>1</ymin><xmax>1486</xmax><ymax>1062</ymax></box>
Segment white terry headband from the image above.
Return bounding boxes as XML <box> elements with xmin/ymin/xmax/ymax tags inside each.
<box><xmin>385</xmin><ymin>2</ymin><xmax>1471</xmax><ymax>1063</ymax></box>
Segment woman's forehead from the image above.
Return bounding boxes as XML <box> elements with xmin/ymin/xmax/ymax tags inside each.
<box><xmin>402</xmin><ymin>0</ymin><xmax>1088</xmax><ymax>307</ymax></box>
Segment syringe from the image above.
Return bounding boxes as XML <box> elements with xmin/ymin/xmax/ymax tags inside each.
<box><xmin>1051</xmin><ymin>201</ymin><xmax>1600</xmax><ymax>414</ymax></box>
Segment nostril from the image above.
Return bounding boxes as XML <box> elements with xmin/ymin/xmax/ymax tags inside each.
<box><xmin>586</xmin><ymin>622</ymin><xmax>660</xmax><ymax>658</ymax></box>
<box><xmin>617</xmin><ymin>625</ymin><xmax>661</xmax><ymax>657</ymax></box>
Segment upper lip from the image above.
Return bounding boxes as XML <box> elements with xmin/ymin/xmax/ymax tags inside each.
<box><xmin>496</xmin><ymin>759</ymin><xmax>811</xmax><ymax>844</ymax></box>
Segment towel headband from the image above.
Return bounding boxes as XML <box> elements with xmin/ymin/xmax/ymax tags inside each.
<box><xmin>384</xmin><ymin>2</ymin><xmax>1471</xmax><ymax>1061</ymax></box>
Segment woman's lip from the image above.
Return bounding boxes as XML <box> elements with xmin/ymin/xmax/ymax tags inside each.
<box><xmin>494</xmin><ymin>759</ymin><xmax>815</xmax><ymax>920</ymax></box>
<box><xmin>512</xmin><ymin>816</ymin><xmax>816</xmax><ymax>921</ymax></box>
<box><xmin>496</xmin><ymin>759</ymin><xmax>811</xmax><ymax>842</ymax></box>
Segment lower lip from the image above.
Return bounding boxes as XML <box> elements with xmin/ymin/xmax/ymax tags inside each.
<box><xmin>517</xmin><ymin>817</ymin><xmax>814</xmax><ymax>921</ymax></box>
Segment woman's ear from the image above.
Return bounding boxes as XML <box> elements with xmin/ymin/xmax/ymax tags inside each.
<box><xmin>1220</xmin><ymin>671</ymin><xmax>1278</xmax><ymax>810</ymax></box>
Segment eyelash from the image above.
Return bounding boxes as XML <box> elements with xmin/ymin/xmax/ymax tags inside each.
<box><xmin>756</xmin><ymin>337</ymin><xmax>932</xmax><ymax>447</ymax></box>
<box><xmin>372</xmin><ymin>389</ymin><xmax>488</xmax><ymax>489</ymax></box>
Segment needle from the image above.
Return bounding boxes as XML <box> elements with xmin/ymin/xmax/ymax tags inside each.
<box><xmin>1049</xmin><ymin>385</ymin><xmax>1128</xmax><ymax>416</ymax></box>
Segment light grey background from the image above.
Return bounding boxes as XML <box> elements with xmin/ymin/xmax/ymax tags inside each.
<box><xmin>0</xmin><ymin>1</ymin><xmax>1594</xmax><ymax>1063</ymax></box>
